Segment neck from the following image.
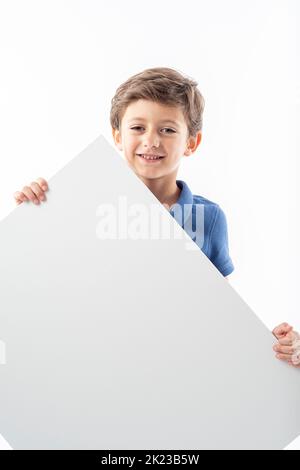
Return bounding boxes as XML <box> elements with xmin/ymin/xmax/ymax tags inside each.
<box><xmin>139</xmin><ymin>172</ymin><xmax>181</xmax><ymax>209</ymax></box>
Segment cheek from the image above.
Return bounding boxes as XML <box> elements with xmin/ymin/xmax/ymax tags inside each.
<box><xmin>122</xmin><ymin>141</ymin><xmax>136</xmax><ymax>162</ymax></box>
<box><xmin>124</xmin><ymin>137</ymin><xmax>139</xmax><ymax>156</ymax></box>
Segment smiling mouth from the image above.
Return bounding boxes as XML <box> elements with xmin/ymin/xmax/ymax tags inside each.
<box><xmin>136</xmin><ymin>154</ymin><xmax>165</xmax><ymax>161</ymax></box>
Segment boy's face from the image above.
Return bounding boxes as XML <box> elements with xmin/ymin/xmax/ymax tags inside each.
<box><xmin>112</xmin><ymin>99</ymin><xmax>201</xmax><ymax>183</ymax></box>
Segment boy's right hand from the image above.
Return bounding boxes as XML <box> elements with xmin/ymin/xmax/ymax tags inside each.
<box><xmin>14</xmin><ymin>178</ymin><xmax>49</xmax><ymax>205</ymax></box>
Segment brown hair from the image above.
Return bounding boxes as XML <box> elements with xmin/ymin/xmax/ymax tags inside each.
<box><xmin>110</xmin><ymin>67</ymin><xmax>205</xmax><ymax>138</ymax></box>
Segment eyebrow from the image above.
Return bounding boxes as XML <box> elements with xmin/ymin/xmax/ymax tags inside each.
<box><xmin>128</xmin><ymin>118</ymin><xmax>180</xmax><ymax>126</ymax></box>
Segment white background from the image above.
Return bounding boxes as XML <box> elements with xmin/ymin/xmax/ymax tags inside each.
<box><xmin>0</xmin><ymin>0</ymin><xmax>299</xmax><ymax>450</ymax></box>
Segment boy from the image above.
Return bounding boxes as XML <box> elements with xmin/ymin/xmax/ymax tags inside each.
<box><xmin>13</xmin><ymin>67</ymin><xmax>300</xmax><ymax>366</ymax></box>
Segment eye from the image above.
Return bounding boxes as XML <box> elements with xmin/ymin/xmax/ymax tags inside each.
<box><xmin>130</xmin><ymin>126</ymin><xmax>176</xmax><ymax>134</ymax></box>
<box><xmin>162</xmin><ymin>128</ymin><xmax>176</xmax><ymax>134</ymax></box>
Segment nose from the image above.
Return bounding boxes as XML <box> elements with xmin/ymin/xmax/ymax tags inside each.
<box><xmin>143</xmin><ymin>130</ymin><xmax>160</xmax><ymax>150</ymax></box>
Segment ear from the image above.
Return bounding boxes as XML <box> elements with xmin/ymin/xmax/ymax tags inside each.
<box><xmin>112</xmin><ymin>127</ymin><xmax>123</xmax><ymax>151</ymax></box>
<box><xmin>184</xmin><ymin>131</ymin><xmax>202</xmax><ymax>157</ymax></box>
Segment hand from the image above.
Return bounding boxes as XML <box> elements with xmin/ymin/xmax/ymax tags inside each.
<box><xmin>272</xmin><ymin>326</ymin><xmax>300</xmax><ymax>367</ymax></box>
<box><xmin>14</xmin><ymin>178</ymin><xmax>49</xmax><ymax>205</ymax></box>
<box><xmin>272</xmin><ymin>322</ymin><xmax>293</xmax><ymax>340</ymax></box>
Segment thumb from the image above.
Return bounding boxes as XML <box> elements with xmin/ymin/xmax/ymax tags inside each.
<box><xmin>272</xmin><ymin>323</ymin><xmax>293</xmax><ymax>339</ymax></box>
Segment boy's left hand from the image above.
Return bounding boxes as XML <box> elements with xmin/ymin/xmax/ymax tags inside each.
<box><xmin>272</xmin><ymin>323</ymin><xmax>300</xmax><ymax>367</ymax></box>
<box><xmin>272</xmin><ymin>322</ymin><xmax>293</xmax><ymax>340</ymax></box>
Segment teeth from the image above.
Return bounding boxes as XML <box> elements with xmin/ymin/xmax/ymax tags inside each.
<box><xmin>138</xmin><ymin>154</ymin><xmax>161</xmax><ymax>160</ymax></box>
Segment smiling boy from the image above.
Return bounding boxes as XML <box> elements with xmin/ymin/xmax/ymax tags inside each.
<box><xmin>111</xmin><ymin>74</ymin><xmax>235</xmax><ymax>277</ymax></box>
<box><xmin>13</xmin><ymin>67</ymin><xmax>300</xmax><ymax>365</ymax></box>
<box><xmin>16</xmin><ymin>67</ymin><xmax>234</xmax><ymax>278</ymax></box>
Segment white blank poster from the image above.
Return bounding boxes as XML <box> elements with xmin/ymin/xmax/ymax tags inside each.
<box><xmin>0</xmin><ymin>136</ymin><xmax>299</xmax><ymax>450</ymax></box>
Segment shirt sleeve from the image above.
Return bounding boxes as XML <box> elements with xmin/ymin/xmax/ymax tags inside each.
<box><xmin>208</xmin><ymin>205</ymin><xmax>234</xmax><ymax>277</ymax></box>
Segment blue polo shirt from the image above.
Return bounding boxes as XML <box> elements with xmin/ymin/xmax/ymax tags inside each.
<box><xmin>169</xmin><ymin>180</ymin><xmax>234</xmax><ymax>277</ymax></box>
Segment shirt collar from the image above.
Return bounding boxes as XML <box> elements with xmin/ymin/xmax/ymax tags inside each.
<box><xmin>169</xmin><ymin>180</ymin><xmax>194</xmax><ymax>225</ymax></box>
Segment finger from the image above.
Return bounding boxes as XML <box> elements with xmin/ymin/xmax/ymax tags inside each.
<box><xmin>30</xmin><ymin>182</ymin><xmax>46</xmax><ymax>202</ymax></box>
<box><xmin>22</xmin><ymin>186</ymin><xmax>40</xmax><ymax>205</ymax></box>
<box><xmin>273</xmin><ymin>344</ymin><xmax>294</xmax><ymax>355</ymax></box>
<box><xmin>273</xmin><ymin>322</ymin><xmax>291</xmax><ymax>331</ymax></box>
<box><xmin>275</xmin><ymin>353</ymin><xmax>293</xmax><ymax>362</ymax></box>
<box><xmin>36</xmin><ymin>178</ymin><xmax>48</xmax><ymax>192</ymax></box>
<box><xmin>291</xmin><ymin>348</ymin><xmax>300</xmax><ymax>366</ymax></box>
<box><xmin>272</xmin><ymin>327</ymin><xmax>291</xmax><ymax>339</ymax></box>
<box><xmin>278</xmin><ymin>334</ymin><xmax>295</xmax><ymax>346</ymax></box>
<box><xmin>272</xmin><ymin>323</ymin><xmax>293</xmax><ymax>339</ymax></box>
<box><xmin>285</xmin><ymin>359</ymin><xmax>300</xmax><ymax>367</ymax></box>
<box><xmin>14</xmin><ymin>191</ymin><xmax>28</xmax><ymax>205</ymax></box>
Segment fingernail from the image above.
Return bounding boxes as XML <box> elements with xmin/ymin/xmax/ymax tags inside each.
<box><xmin>42</xmin><ymin>185</ymin><xmax>47</xmax><ymax>191</ymax></box>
